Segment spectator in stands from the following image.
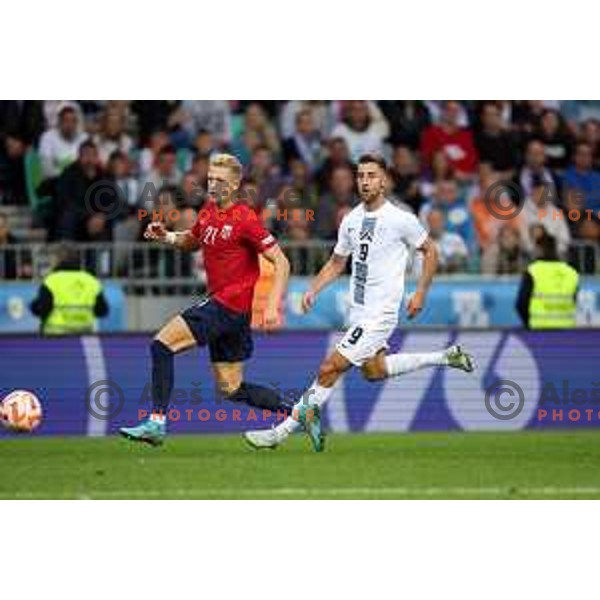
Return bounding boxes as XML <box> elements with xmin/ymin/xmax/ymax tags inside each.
<box><xmin>517</xmin><ymin>139</ymin><xmax>558</xmax><ymax>199</ymax></box>
<box><xmin>42</xmin><ymin>101</ymin><xmax>85</xmax><ymax>130</ymax></box>
<box><xmin>137</xmin><ymin>130</ymin><xmax>170</xmax><ymax>178</ymax></box>
<box><xmin>315</xmin><ymin>137</ymin><xmax>353</xmax><ymax>194</ymax></box>
<box><xmin>471</xmin><ymin>171</ymin><xmax>526</xmax><ymax>253</ymax></box>
<box><xmin>481</xmin><ymin>224</ymin><xmax>529</xmax><ymax>275</ymax></box>
<box><xmin>315</xmin><ymin>164</ymin><xmax>358</xmax><ymax>239</ymax></box>
<box><xmin>579</xmin><ymin>119</ymin><xmax>600</xmax><ymax>170</ymax></box>
<box><xmin>474</xmin><ymin>102</ymin><xmax>517</xmax><ymax>175</ymax></box>
<box><xmin>0</xmin><ymin>211</ymin><xmax>31</xmax><ymax>279</ymax></box>
<box><xmin>521</xmin><ymin>181</ymin><xmax>571</xmax><ymax>257</ymax></box>
<box><xmin>535</xmin><ymin>109</ymin><xmax>573</xmax><ymax>172</ymax></box>
<box><xmin>282</xmin><ymin>109</ymin><xmax>323</xmax><ymax>174</ymax></box>
<box><xmin>244</xmin><ymin>145</ymin><xmax>283</xmax><ymax>209</ymax></box>
<box><xmin>270</xmin><ymin>159</ymin><xmax>314</xmax><ymax>238</ymax></box>
<box><xmin>2</xmin><ymin>133</ymin><xmax>28</xmax><ymax>204</ymax></box>
<box><xmin>0</xmin><ymin>101</ymin><xmax>45</xmax><ymax>146</ymax></box>
<box><xmin>55</xmin><ymin>140</ymin><xmax>112</xmax><ymax>242</ymax></box>
<box><xmin>379</xmin><ymin>101</ymin><xmax>431</xmax><ymax>149</ymax></box>
<box><xmin>390</xmin><ymin>145</ymin><xmax>424</xmax><ymax>213</ymax></box>
<box><xmin>131</xmin><ymin>101</ymin><xmax>181</xmax><ymax>146</ymax></box>
<box><xmin>175</xmin><ymin>100</ymin><xmax>232</xmax><ymax>148</ymax></box>
<box><xmin>94</xmin><ymin>109</ymin><xmax>134</xmax><ymax>167</ymax></box>
<box><xmin>141</xmin><ymin>144</ymin><xmax>182</xmax><ymax>204</ymax></box>
<box><xmin>419</xmin><ymin>150</ymin><xmax>455</xmax><ymax>199</ymax></box>
<box><xmin>181</xmin><ymin>171</ymin><xmax>206</xmax><ymax>209</ymax></box>
<box><xmin>420</xmin><ymin>179</ymin><xmax>477</xmax><ymax>252</ymax></box>
<box><xmin>384</xmin><ymin>170</ymin><xmax>413</xmax><ymax>214</ymax></box>
<box><xmin>330</xmin><ymin>100</ymin><xmax>388</xmax><ymax>162</ymax></box>
<box><xmin>279</xmin><ymin>101</ymin><xmax>333</xmax><ymax>140</ymax></box>
<box><xmin>569</xmin><ymin>219</ymin><xmax>599</xmax><ymax>274</ymax></box>
<box><xmin>191</xmin><ymin>129</ymin><xmax>216</xmax><ymax>157</ymax></box>
<box><xmin>424</xmin><ymin>100</ymin><xmax>470</xmax><ymax>127</ymax></box>
<box><xmin>189</xmin><ymin>154</ymin><xmax>209</xmax><ymax>198</ymax></box>
<box><xmin>282</xmin><ymin>218</ymin><xmax>311</xmax><ymax>276</ymax></box>
<box><xmin>426</xmin><ymin>208</ymin><xmax>469</xmax><ymax>273</ymax></box>
<box><xmin>512</xmin><ymin>101</ymin><xmax>555</xmax><ymax>133</ymax></box>
<box><xmin>106</xmin><ymin>151</ymin><xmax>142</xmax><ymax>270</ymax></box>
<box><xmin>38</xmin><ymin>106</ymin><xmax>87</xmax><ymax>180</ymax></box>
<box><xmin>562</xmin><ymin>142</ymin><xmax>600</xmax><ymax>213</ymax></box>
<box><xmin>420</xmin><ymin>101</ymin><xmax>479</xmax><ymax>180</ymax></box>
<box><xmin>231</xmin><ymin>102</ymin><xmax>280</xmax><ymax>164</ymax></box>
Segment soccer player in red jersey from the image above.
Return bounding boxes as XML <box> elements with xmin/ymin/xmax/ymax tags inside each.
<box><xmin>119</xmin><ymin>153</ymin><xmax>290</xmax><ymax>445</ymax></box>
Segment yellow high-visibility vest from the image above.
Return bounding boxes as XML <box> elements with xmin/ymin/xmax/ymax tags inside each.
<box><xmin>527</xmin><ymin>260</ymin><xmax>578</xmax><ymax>329</ymax></box>
<box><xmin>42</xmin><ymin>270</ymin><xmax>102</xmax><ymax>335</ymax></box>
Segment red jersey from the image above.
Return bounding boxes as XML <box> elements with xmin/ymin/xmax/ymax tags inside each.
<box><xmin>191</xmin><ymin>201</ymin><xmax>277</xmax><ymax>314</ymax></box>
<box><xmin>420</xmin><ymin>124</ymin><xmax>479</xmax><ymax>174</ymax></box>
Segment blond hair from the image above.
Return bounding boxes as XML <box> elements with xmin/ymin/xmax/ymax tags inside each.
<box><xmin>209</xmin><ymin>153</ymin><xmax>243</xmax><ymax>182</ymax></box>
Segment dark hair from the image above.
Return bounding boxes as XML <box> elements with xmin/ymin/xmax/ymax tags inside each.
<box><xmin>79</xmin><ymin>139</ymin><xmax>97</xmax><ymax>154</ymax></box>
<box><xmin>252</xmin><ymin>144</ymin><xmax>272</xmax><ymax>155</ymax></box>
<box><xmin>156</xmin><ymin>184</ymin><xmax>187</xmax><ymax>209</ymax></box>
<box><xmin>537</xmin><ymin>231</ymin><xmax>558</xmax><ymax>260</ymax></box>
<box><xmin>58</xmin><ymin>106</ymin><xmax>77</xmax><ymax>121</ymax></box>
<box><xmin>357</xmin><ymin>153</ymin><xmax>387</xmax><ymax>171</ymax></box>
<box><xmin>108</xmin><ymin>150</ymin><xmax>126</xmax><ymax>163</ymax></box>
<box><xmin>54</xmin><ymin>242</ymin><xmax>80</xmax><ymax>266</ymax></box>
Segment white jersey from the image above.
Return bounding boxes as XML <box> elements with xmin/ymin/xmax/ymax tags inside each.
<box><xmin>333</xmin><ymin>200</ymin><xmax>428</xmax><ymax>325</ymax></box>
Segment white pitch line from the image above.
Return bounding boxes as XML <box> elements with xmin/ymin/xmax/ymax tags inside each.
<box><xmin>81</xmin><ymin>336</ymin><xmax>108</xmax><ymax>438</ymax></box>
<box><xmin>2</xmin><ymin>486</ymin><xmax>600</xmax><ymax>499</ymax></box>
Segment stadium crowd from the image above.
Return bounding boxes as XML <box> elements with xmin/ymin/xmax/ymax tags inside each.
<box><xmin>1</xmin><ymin>100</ymin><xmax>600</xmax><ymax>278</ymax></box>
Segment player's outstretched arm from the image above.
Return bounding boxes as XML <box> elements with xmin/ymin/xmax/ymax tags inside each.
<box><xmin>302</xmin><ymin>253</ymin><xmax>348</xmax><ymax>313</ymax></box>
<box><xmin>407</xmin><ymin>237</ymin><xmax>438</xmax><ymax>319</ymax></box>
<box><xmin>143</xmin><ymin>222</ymin><xmax>200</xmax><ymax>252</ymax></box>
<box><xmin>261</xmin><ymin>244</ymin><xmax>290</xmax><ymax>329</ymax></box>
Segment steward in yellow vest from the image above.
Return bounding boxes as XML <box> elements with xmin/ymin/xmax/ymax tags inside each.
<box><xmin>515</xmin><ymin>232</ymin><xmax>578</xmax><ymax>329</ymax></box>
<box><xmin>30</xmin><ymin>244</ymin><xmax>109</xmax><ymax>335</ymax></box>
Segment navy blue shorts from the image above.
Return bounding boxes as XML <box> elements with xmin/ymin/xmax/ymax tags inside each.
<box><xmin>180</xmin><ymin>298</ymin><xmax>253</xmax><ymax>363</ymax></box>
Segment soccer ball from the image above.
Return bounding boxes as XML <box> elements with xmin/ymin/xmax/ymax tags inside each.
<box><xmin>1</xmin><ymin>390</ymin><xmax>43</xmax><ymax>433</ymax></box>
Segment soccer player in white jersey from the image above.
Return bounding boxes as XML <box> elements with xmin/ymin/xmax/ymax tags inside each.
<box><xmin>245</xmin><ymin>154</ymin><xmax>474</xmax><ymax>452</ymax></box>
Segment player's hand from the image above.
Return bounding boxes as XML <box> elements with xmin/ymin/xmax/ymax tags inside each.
<box><xmin>301</xmin><ymin>290</ymin><xmax>316</xmax><ymax>313</ymax></box>
<box><xmin>144</xmin><ymin>221</ymin><xmax>167</xmax><ymax>241</ymax></box>
<box><xmin>406</xmin><ymin>290</ymin><xmax>425</xmax><ymax>319</ymax></box>
<box><xmin>260</xmin><ymin>305</ymin><xmax>280</xmax><ymax>332</ymax></box>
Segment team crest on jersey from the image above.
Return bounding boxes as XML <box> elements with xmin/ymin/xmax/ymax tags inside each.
<box><xmin>359</xmin><ymin>217</ymin><xmax>377</xmax><ymax>242</ymax></box>
<box><xmin>221</xmin><ymin>225</ymin><xmax>233</xmax><ymax>240</ymax></box>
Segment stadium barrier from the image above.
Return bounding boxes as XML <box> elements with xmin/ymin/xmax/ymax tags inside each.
<box><xmin>1</xmin><ymin>330</ymin><xmax>599</xmax><ymax>437</ymax></box>
<box><xmin>3</xmin><ymin>275</ymin><xmax>600</xmax><ymax>332</ymax></box>
<box><xmin>1</xmin><ymin>239</ymin><xmax>598</xmax><ymax>283</ymax></box>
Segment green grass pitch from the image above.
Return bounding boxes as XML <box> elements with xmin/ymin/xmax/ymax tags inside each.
<box><xmin>1</xmin><ymin>431</ymin><xmax>600</xmax><ymax>499</ymax></box>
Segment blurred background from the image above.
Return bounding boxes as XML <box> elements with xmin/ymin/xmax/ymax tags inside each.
<box><xmin>1</xmin><ymin>99</ymin><xmax>600</xmax><ymax>333</ymax></box>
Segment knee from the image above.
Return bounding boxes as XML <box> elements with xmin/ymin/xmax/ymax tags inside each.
<box><xmin>317</xmin><ymin>360</ymin><xmax>341</xmax><ymax>387</ymax></box>
<box><xmin>361</xmin><ymin>358</ymin><xmax>386</xmax><ymax>382</ymax></box>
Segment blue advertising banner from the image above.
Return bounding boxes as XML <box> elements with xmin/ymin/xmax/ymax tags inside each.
<box><xmin>284</xmin><ymin>276</ymin><xmax>600</xmax><ymax>328</ymax></box>
<box><xmin>0</xmin><ymin>282</ymin><xmax>126</xmax><ymax>333</ymax></box>
<box><xmin>0</xmin><ymin>330</ymin><xmax>599</xmax><ymax>437</ymax></box>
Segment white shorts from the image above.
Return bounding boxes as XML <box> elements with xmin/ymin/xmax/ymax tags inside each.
<box><xmin>335</xmin><ymin>319</ymin><xmax>397</xmax><ymax>366</ymax></box>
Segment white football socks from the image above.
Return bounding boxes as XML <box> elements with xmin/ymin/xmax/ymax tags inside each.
<box><xmin>274</xmin><ymin>380</ymin><xmax>334</xmax><ymax>438</ymax></box>
<box><xmin>384</xmin><ymin>351</ymin><xmax>448</xmax><ymax>377</ymax></box>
